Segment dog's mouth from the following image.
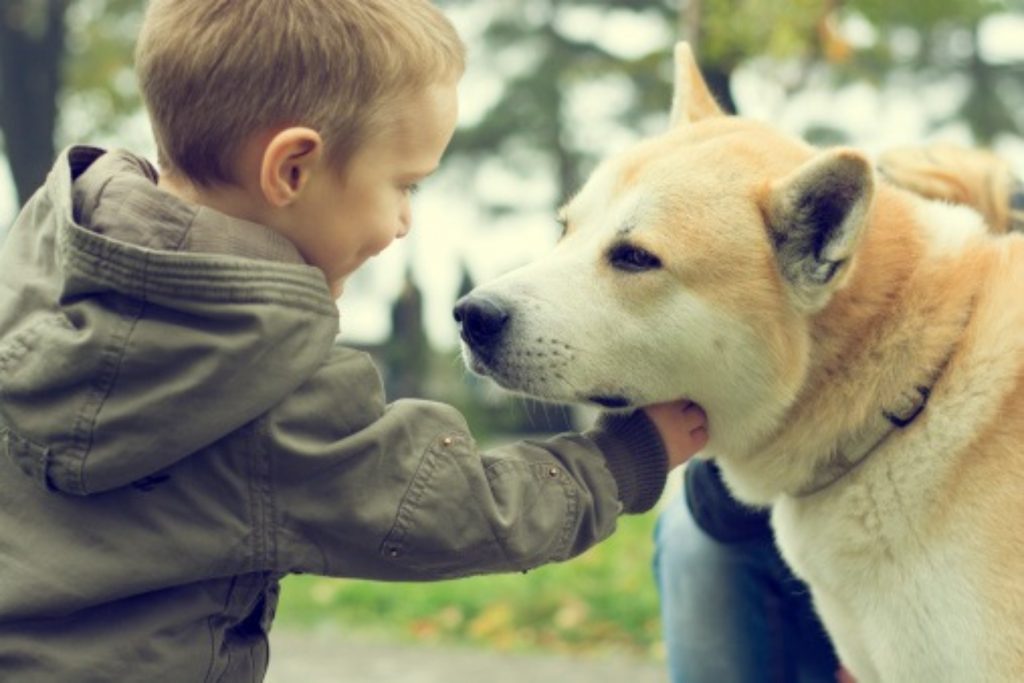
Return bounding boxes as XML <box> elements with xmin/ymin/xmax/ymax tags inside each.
<box><xmin>467</xmin><ymin>352</ymin><xmax>635</xmax><ymax>409</ymax></box>
<box><xmin>461</xmin><ymin>340</ymin><xmax>639</xmax><ymax>410</ymax></box>
<box><xmin>587</xmin><ymin>394</ymin><xmax>632</xmax><ymax>409</ymax></box>
<box><xmin>462</xmin><ymin>348</ymin><xmax>493</xmax><ymax>377</ymax></box>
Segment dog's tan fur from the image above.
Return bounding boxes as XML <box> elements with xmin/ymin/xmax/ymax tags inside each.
<box><xmin>461</xmin><ymin>44</ymin><xmax>1024</xmax><ymax>681</ymax></box>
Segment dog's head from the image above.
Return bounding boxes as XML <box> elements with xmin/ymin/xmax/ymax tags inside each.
<box><xmin>456</xmin><ymin>43</ymin><xmax>874</xmax><ymax>451</ymax></box>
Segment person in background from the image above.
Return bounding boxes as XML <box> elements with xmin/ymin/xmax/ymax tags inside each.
<box><xmin>653</xmin><ymin>141</ymin><xmax>1023</xmax><ymax>683</ymax></box>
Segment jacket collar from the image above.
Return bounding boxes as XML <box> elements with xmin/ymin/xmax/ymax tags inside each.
<box><xmin>70</xmin><ymin>146</ymin><xmax>306</xmax><ymax>266</ymax></box>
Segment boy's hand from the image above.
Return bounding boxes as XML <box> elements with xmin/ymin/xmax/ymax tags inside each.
<box><xmin>837</xmin><ymin>666</ymin><xmax>857</xmax><ymax>683</ymax></box>
<box><xmin>644</xmin><ymin>400</ymin><xmax>708</xmax><ymax>470</ymax></box>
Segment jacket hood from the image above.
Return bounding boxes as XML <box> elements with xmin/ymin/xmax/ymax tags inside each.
<box><xmin>0</xmin><ymin>146</ymin><xmax>339</xmax><ymax>495</ymax></box>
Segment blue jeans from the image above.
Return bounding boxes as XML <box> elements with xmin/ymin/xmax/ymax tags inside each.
<box><xmin>653</xmin><ymin>494</ymin><xmax>839</xmax><ymax>683</ymax></box>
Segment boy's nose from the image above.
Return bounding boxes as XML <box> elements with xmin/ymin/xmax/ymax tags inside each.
<box><xmin>453</xmin><ymin>294</ymin><xmax>509</xmax><ymax>354</ymax></box>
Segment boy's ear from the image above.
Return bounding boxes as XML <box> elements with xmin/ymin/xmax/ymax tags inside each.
<box><xmin>669</xmin><ymin>42</ymin><xmax>724</xmax><ymax>128</ymax></box>
<box><xmin>765</xmin><ymin>148</ymin><xmax>875</xmax><ymax>312</ymax></box>
<box><xmin>260</xmin><ymin>127</ymin><xmax>324</xmax><ymax>207</ymax></box>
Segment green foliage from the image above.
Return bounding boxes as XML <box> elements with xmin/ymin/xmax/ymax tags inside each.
<box><xmin>440</xmin><ymin>1</ymin><xmax>678</xmax><ymax>198</ymax></box>
<box><xmin>440</xmin><ymin>0</ymin><xmax>1021</xmax><ymax>213</ymax></box>
<box><xmin>5</xmin><ymin>0</ymin><xmax>1016</xmax><ymax>203</ymax></box>
<box><xmin>841</xmin><ymin>0</ymin><xmax>1022</xmax><ymax>142</ymax></box>
<box><xmin>60</xmin><ymin>0</ymin><xmax>145</xmax><ymax>141</ymax></box>
<box><xmin>699</xmin><ymin>0</ymin><xmax>826</xmax><ymax>66</ymax></box>
<box><xmin>274</xmin><ymin>511</ymin><xmax>665</xmax><ymax>657</ymax></box>
<box><xmin>851</xmin><ymin>0</ymin><xmax>1008</xmax><ymax>27</ymax></box>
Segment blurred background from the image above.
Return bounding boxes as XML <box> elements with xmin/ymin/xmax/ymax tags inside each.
<box><xmin>1</xmin><ymin>0</ymin><xmax>1022</xmax><ymax>675</ymax></box>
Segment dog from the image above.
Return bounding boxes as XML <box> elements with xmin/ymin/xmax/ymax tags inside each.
<box><xmin>455</xmin><ymin>42</ymin><xmax>1024</xmax><ymax>682</ymax></box>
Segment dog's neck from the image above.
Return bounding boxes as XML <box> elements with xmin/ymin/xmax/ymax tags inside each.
<box><xmin>718</xmin><ymin>187</ymin><xmax>989</xmax><ymax>505</ymax></box>
<box><xmin>792</xmin><ymin>319</ymin><xmax>964</xmax><ymax>497</ymax></box>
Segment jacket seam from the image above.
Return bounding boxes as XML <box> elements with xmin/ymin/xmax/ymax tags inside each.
<box><xmin>0</xmin><ymin>319</ymin><xmax>40</xmax><ymax>374</ymax></box>
<box><xmin>0</xmin><ymin>427</ymin><xmax>53</xmax><ymax>489</ymax></box>
<box><xmin>71</xmin><ymin>295</ymin><xmax>147</xmax><ymax>493</ymax></box>
<box><xmin>555</xmin><ymin>472</ymin><xmax>580</xmax><ymax>558</ymax></box>
<box><xmin>250</xmin><ymin>418</ymin><xmax>275</xmax><ymax>572</ymax></box>
<box><xmin>485</xmin><ymin>458</ymin><xmax>579</xmax><ymax>564</ymax></box>
<box><xmin>246</xmin><ymin>426</ymin><xmax>261</xmax><ymax>574</ymax></box>
<box><xmin>202</xmin><ymin>612</ymin><xmax>218</xmax><ymax>683</ymax></box>
<box><xmin>384</xmin><ymin>434</ymin><xmax>513</xmax><ymax>571</ymax></box>
<box><xmin>262</xmin><ymin>421</ymin><xmax>278</xmax><ymax>573</ymax></box>
<box><xmin>463</xmin><ymin>445</ymin><xmax>516</xmax><ymax>570</ymax></box>
<box><xmin>383</xmin><ymin>436</ymin><xmax>443</xmax><ymax>559</ymax></box>
<box><xmin>387</xmin><ymin>438</ymin><xmax>578</xmax><ymax>571</ymax></box>
<box><xmin>259</xmin><ymin>416</ymin><xmax>329</xmax><ymax>575</ymax></box>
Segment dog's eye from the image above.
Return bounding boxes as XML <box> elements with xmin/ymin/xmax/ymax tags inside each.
<box><xmin>608</xmin><ymin>243</ymin><xmax>662</xmax><ymax>272</ymax></box>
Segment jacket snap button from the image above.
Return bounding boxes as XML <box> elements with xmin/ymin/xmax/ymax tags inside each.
<box><xmin>548</xmin><ymin>467</ymin><xmax>560</xmax><ymax>477</ymax></box>
<box><xmin>388</xmin><ymin>547</ymin><xmax>400</xmax><ymax>558</ymax></box>
<box><xmin>441</xmin><ymin>437</ymin><xmax>453</xmax><ymax>447</ymax></box>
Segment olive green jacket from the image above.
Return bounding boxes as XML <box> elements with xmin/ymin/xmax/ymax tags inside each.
<box><xmin>0</xmin><ymin>147</ymin><xmax>668</xmax><ymax>682</ymax></box>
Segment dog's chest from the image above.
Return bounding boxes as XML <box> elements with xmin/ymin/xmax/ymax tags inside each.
<box><xmin>772</xmin><ymin>465</ymin><xmax>987</xmax><ymax>682</ymax></box>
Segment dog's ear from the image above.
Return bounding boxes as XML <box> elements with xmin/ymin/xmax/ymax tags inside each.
<box><xmin>766</xmin><ymin>148</ymin><xmax>874</xmax><ymax>312</ymax></box>
<box><xmin>669</xmin><ymin>42</ymin><xmax>724</xmax><ymax>127</ymax></box>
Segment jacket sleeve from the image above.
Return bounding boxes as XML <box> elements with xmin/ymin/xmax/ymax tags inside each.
<box><xmin>263</xmin><ymin>345</ymin><xmax>668</xmax><ymax>581</ymax></box>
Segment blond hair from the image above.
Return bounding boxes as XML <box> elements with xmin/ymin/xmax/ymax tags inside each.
<box><xmin>135</xmin><ymin>0</ymin><xmax>465</xmax><ymax>185</ymax></box>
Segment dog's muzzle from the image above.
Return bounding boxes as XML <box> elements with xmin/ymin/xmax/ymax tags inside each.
<box><xmin>454</xmin><ymin>293</ymin><xmax>634</xmax><ymax>408</ymax></box>
<box><xmin>453</xmin><ymin>293</ymin><xmax>509</xmax><ymax>360</ymax></box>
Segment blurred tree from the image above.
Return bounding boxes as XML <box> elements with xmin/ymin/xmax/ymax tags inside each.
<box><xmin>687</xmin><ymin>0</ymin><xmax>1021</xmax><ymax>144</ymax></box>
<box><xmin>0</xmin><ymin>0</ymin><xmax>142</xmax><ymax>206</ymax></box>
<box><xmin>383</xmin><ymin>271</ymin><xmax>431</xmax><ymax>399</ymax></box>
<box><xmin>440</xmin><ymin>0</ymin><xmax>1020</xmax><ymax>215</ymax></box>
<box><xmin>61</xmin><ymin>0</ymin><xmax>146</xmax><ymax>139</ymax></box>
<box><xmin>0</xmin><ymin>1</ymin><xmax>69</xmax><ymax>205</ymax></box>
<box><xmin>441</xmin><ymin>0</ymin><xmax>679</xmax><ymax>206</ymax></box>
<box><xmin>844</xmin><ymin>0</ymin><xmax>1020</xmax><ymax>144</ymax></box>
<box><xmin>439</xmin><ymin>0</ymin><xmax>842</xmax><ymax>206</ymax></box>
<box><xmin>2</xmin><ymin>0</ymin><xmax>1018</xmax><ymax>208</ymax></box>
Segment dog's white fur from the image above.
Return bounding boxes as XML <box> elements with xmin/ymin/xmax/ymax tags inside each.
<box><xmin>462</xmin><ymin>43</ymin><xmax>1024</xmax><ymax>682</ymax></box>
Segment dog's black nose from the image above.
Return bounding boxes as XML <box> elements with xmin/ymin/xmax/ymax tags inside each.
<box><xmin>453</xmin><ymin>294</ymin><xmax>509</xmax><ymax>353</ymax></box>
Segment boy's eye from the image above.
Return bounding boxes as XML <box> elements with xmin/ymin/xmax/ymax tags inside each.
<box><xmin>403</xmin><ymin>183</ymin><xmax>420</xmax><ymax>195</ymax></box>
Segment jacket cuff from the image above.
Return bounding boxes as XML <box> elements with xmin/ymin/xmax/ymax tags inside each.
<box><xmin>585</xmin><ymin>410</ymin><xmax>668</xmax><ymax>514</ymax></box>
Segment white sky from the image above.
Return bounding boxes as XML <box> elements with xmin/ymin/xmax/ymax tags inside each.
<box><xmin>1</xmin><ymin>8</ymin><xmax>1022</xmax><ymax>349</ymax></box>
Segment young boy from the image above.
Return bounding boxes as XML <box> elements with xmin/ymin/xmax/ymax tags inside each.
<box><xmin>0</xmin><ymin>1</ymin><xmax>707</xmax><ymax>681</ymax></box>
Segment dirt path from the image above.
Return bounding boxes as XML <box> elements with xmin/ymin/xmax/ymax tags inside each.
<box><xmin>266</xmin><ymin>627</ymin><xmax>668</xmax><ymax>683</ymax></box>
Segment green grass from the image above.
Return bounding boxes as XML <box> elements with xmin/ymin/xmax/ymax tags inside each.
<box><xmin>274</xmin><ymin>512</ymin><xmax>665</xmax><ymax>659</ymax></box>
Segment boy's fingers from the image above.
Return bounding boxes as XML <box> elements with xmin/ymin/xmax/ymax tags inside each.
<box><xmin>689</xmin><ymin>425</ymin><xmax>708</xmax><ymax>449</ymax></box>
<box><xmin>644</xmin><ymin>401</ymin><xmax>707</xmax><ymax>432</ymax></box>
<box><xmin>680</xmin><ymin>402</ymin><xmax>707</xmax><ymax>431</ymax></box>
<box><xmin>643</xmin><ymin>401</ymin><xmax>709</xmax><ymax>469</ymax></box>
